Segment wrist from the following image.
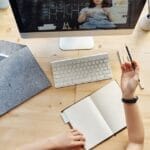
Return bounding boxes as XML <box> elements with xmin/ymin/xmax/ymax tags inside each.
<box><xmin>47</xmin><ymin>137</ymin><xmax>60</xmax><ymax>149</ymax></box>
<box><xmin>37</xmin><ymin>138</ymin><xmax>57</xmax><ymax>150</ymax></box>
<box><xmin>122</xmin><ymin>93</ymin><xmax>135</xmax><ymax>99</ymax></box>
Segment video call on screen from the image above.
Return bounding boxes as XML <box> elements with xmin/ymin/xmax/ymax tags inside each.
<box><xmin>15</xmin><ymin>0</ymin><xmax>146</xmax><ymax>32</ymax></box>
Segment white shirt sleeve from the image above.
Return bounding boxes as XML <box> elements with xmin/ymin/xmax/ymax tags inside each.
<box><xmin>79</xmin><ymin>7</ymin><xmax>89</xmax><ymax>14</ymax></box>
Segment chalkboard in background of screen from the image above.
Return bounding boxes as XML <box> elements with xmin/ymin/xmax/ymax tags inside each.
<box><xmin>15</xmin><ymin>0</ymin><xmax>112</xmax><ymax>32</ymax></box>
<box><xmin>11</xmin><ymin>0</ymin><xmax>146</xmax><ymax>32</ymax></box>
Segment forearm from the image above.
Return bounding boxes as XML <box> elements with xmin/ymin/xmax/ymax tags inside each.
<box><xmin>107</xmin><ymin>11</ymin><xmax>113</xmax><ymax>22</ymax></box>
<box><xmin>78</xmin><ymin>14</ymin><xmax>86</xmax><ymax>23</ymax></box>
<box><xmin>19</xmin><ymin>138</ymin><xmax>56</xmax><ymax>150</ymax></box>
<box><xmin>124</xmin><ymin>103</ymin><xmax>144</xmax><ymax>144</ymax></box>
<box><xmin>108</xmin><ymin>14</ymin><xmax>113</xmax><ymax>22</ymax></box>
<box><xmin>103</xmin><ymin>8</ymin><xmax>113</xmax><ymax>21</ymax></box>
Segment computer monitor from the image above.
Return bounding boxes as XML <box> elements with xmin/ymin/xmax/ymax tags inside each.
<box><xmin>9</xmin><ymin>0</ymin><xmax>146</xmax><ymax>50</ymax></box>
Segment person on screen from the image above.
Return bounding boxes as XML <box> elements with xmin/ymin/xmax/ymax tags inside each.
<box><xmin>78</xmin><ymin>0</ymin><xmax>116</xmax><ymax>29</ymax></box>
<box><xmin>19</xmin><ymin>61</ymin><xmax>144</xmax><ymax>150</ymax></box>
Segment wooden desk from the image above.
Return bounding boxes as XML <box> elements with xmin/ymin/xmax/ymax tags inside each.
<box><xmin>0</xmin><ymin>8</ymin><xmax>150</xmax><ymax>150</ymax></box>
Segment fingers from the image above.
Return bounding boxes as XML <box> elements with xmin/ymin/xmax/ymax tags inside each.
<box><xmin>132</xmin><ymin>60</ymin><xmax>138</xmax><ymax>68</ymax></box>
<box><xmin>121</xmin><ymin>61</ymin><xmax>139</xmax><ymax>73</ymax></box>
<box><xmin>65</xmin><ymin>129</ymin><xmax>86</xmax><ymax>149</ymax></box>
<box><xmin>73</xmin><ymin>135</ymin><xmax>85</xmax><ymax>141</ymax></box>
<box><xmin>70</xmin><ymin>129</ymin><xmax>86</xmax><ymax>142</ymax></box>
<box><xmin>72</xmin><ymin>141</ymin><xmax>85</xmax><ymax>147</ymax></box>
<box><xmin>71</xmin><ymin>129</ymin><xmax>83</xmax><ymax>135</ymax></box>
<box><xmin>71</xmin><ymin>147</ymin><xmax>84</xmax><ymax>150</ymax></box>
<box><xmin>132</xmin><ymin>60</ymin><xmax>140</xmax><ymax>73</ymax></box>
<box><xmin>71</xmin><ymin>129</ymin><xmax>84</xmax><ymax>136</ymax></box>
<box><xmin>121</xmin><ymin>63</ymin><xmax>132</xmax><ymax>73</ymax></box>
<box><xmin>71</xmin><ymin>129</ymin><xmax>79</xmax><ymax>132</ymax></box>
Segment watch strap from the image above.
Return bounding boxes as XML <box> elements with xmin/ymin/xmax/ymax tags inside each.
<box><xmin>122</xmin><ymin>96</ymin><xmax>138</xmax><ymax>104</ymax></box>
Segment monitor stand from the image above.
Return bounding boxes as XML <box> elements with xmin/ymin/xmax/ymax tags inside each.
<box><xmin>59</xmin><ymin>36</ymin><xmax>94</xmax><ymax>51</ymax></box>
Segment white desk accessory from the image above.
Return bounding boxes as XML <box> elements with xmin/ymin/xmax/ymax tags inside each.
<box><xmin>0</xmin><ymin>0</ymin><xmax>9</xmax><ymax>9</ymax></box>
<box><xmin>139</xmin><ymin>0</ymin><xmax>150</xmax><ymax>31</ymax></box>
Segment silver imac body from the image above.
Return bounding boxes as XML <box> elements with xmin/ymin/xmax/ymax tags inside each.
<box><xmin>9</xmin><ymin>0</ymin><xmax>146</xmax><ymax>51</ymax></box>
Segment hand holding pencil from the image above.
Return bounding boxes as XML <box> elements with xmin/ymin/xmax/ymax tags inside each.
<box><xmin>121</xmin><ymin>61</ymin><xmax>139</xmax><ymax>99</ymax></box>
<box><xmin>117</xmin><ymin>45</ymin><xmax>144</xmax><ymax>90</ymax></box>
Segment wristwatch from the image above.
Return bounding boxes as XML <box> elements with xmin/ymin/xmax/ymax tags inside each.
<box><xmin>122</xmin><ymin>96</ymin><xmax>139</xmax><ymax>104</ymax></box>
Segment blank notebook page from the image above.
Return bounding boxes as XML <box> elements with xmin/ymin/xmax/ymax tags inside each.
<box><xmin>91</xmin><ymin>81</ymin><xmax>126</xmax><ymax>133</ymax></box>
<box><xmin>63</xmin><ymin>97</ymin><xmax>113</xmax><ymax>150</ymax></box>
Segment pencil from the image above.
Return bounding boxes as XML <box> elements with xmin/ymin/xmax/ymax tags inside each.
<box><xmin>125</xmin><ymin>45</ymin><xmax>135</xmax><ymax>70</ymax></box>
<box><xmin>125</xmin><ymin>45</ymin><xmax>144</xmax><ymax>90</ymax></box>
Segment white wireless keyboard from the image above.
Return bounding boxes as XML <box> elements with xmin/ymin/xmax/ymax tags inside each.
<box><xmin>51</xmin><ymin>53</ymin><xmax>112</xmax><ymax>88</ymax></box>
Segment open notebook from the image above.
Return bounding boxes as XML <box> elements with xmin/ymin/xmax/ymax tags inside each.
<box><xmin>61</xmin><ymin>81</ymin><xmax>126</xmax><ymax>150</ymax></box>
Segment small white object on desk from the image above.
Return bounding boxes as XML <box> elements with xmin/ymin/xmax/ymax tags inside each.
<box><xmin>139</xmin><ymin>0</ymin><xmax>150</xmax><ymax>31</ymax></box>
<box><xmin>140</xmin><ymin>15</ymin><xmax>150</xmax><ymax>31</ymax></box>
<box><xmin>0</xmin><ymin>0</ymin><xmax>9</xmax><ymax>9</ymax></box>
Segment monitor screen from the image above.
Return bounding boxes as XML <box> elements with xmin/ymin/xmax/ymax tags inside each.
<box><xmin>10</xmin><ymin>0</ymin><xmax>146</xmax><ymax>33</ymax></box>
